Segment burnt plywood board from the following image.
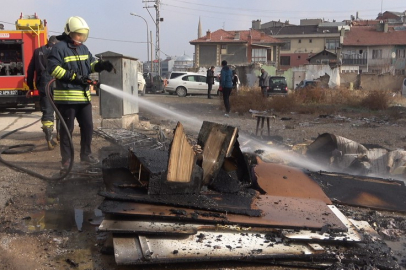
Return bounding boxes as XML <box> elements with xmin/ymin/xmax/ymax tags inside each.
<box><xmin>197</xmin><ymin>121</ymin><xmax>238</xmax><ymax>185</ymax></box>
<box><xmin>283</xmin><ymin>206</ymin><xmax>364</xmax><ymax>242</ymax></box>
<box><xmin>128</xmin><ymin>148</ymin><xmax>168</xmax><ymax>175</ymax></box>
<box><xmin>254</xmin><ymin>162</ymin><xmax>332</xmax><ymax>204</ymax></box>
<box><xmin>99</xmin><ymin>189</ymin><xmax>262</xmax><ymax>217</ymax></box>
<box><xmin>99</xmin><ymin>219</ymin><xmax>197</xmax><ymax>235</ymax></box>
<box><xmin>167</xmin><ymin>122</ymin><xmax>196</xmax><ymax>183</ymax></box>
<box><xmin>99</xmin><ymin>196</ymin><xmax>347</xmax><ymax>231</ymax></box>
<box><xmin>310</xmin><ymin>171</ymin><xmax>406</xmax><ymax>212</ymax></box>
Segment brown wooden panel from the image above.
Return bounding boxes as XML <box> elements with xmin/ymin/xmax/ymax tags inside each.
<box><xmin>100</xmin><ymin>196</ymin><xmax>347</xmax><ymax>231</ymax></box>
<box><xmin>311</xmin><ymin>172</ymin><xmax>406</xmax><ymax>212</ymax></box>
<box><xmin>254</xmin><ymin>161</ymin><xmax>332</xmax><ymax>204</ymax></box>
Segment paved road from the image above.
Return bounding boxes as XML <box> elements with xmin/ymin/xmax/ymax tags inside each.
<box><xmin>0</xmin><ymin>108</ymin><xmax>43</xmax><ymax>138</ymax></box>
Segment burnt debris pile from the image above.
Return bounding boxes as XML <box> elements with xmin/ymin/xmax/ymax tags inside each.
<box><xmin>96</xmin><ymin>121</ymin><xmax>401</xmax><ymax>269</ymax></box>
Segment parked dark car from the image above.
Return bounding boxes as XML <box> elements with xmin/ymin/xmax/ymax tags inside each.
<box><xmin>268</xmin><ymin>76</ymin><xmax>288</xmax><ymax>96</ymax></box>
<box><xmin>143</xmin><ymin>72</ymin><xmax>165</xmax><ymax>94</ymax></box>
<box><xmin>295</xmin><ymin>80</ymin><xmax>317</xmax><ymax>90</ymax></box>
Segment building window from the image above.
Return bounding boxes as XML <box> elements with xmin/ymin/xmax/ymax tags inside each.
<box><xmin>326</xmin><ymin>39</ymin><xmax>339</xmax><ymax>50</ymax></box>
<box><xmin>396</xmin><ymin>49</ymin><xmax>406</xmax><ymax>58</ymax></box>
<box><xmin>309</xmin><ymin>39</ymin><xmax>312</xmax><ymax>43</ymax></box>
<box><xmin>280</xmin><ymin>56</ymin><xmax>291</xmax><ymax>66</ymax></box>
<box><xmin>298</xmin><ymin>55</ymin><xmax>301</xmax><ymax>59</ymax></box>
<box><xmin>252</xmin><ymin>48</ymin><xmax>267</xmax><ymax>63</ymax></box>
<box><xmin>298</xmin><ymin>39</ymin><xmax>301</xmax><ymax>43</ymax></box>
<box><xmin>221</xmin><ymin>44</ymin><xmax>227</xmax><ymax>54</ymax></box>
<box><xmin>281</xmin><ymin>40</ymin><xmax>291</xmax><ymax>51</ymax></box>
<box><xmin>372</xmin><ymin>49</ymin><xmax>382</xmax><ymax>59</ymax></box>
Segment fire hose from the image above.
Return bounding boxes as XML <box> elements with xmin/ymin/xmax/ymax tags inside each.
<box><xmin>0</xmin><ymin>77</ymin><xmax>98</xmax><ymax>180</ymax></box>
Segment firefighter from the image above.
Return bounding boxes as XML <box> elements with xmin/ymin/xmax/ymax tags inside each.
<box><xmin>26</xmin><ymin>35</ymin><xmax>59</xmax><ymax>150</ymax></box>
<box><xmin>47</xmin><ymin>16</ymin><xmax>113</xmax><ymax>171</ymax></box>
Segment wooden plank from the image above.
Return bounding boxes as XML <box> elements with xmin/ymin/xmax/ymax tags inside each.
<box><xmin>202</xmin><ymin>128</ymin><xmax>227</xmax><ymax>185</ymax></box>
<box><xmin>198</xmin><ymin>121</ymin><xmax>239</xmax><ymax>185</ymax></box>
<box><xmin>167</xmin><ymin>122</ymin><xmax>196</xmax><ymax>183</ymax></box>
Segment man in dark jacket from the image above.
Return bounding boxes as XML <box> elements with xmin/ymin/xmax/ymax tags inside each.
<box><xmin>206</xmin><ymin>66</ymin><xmax>215</xmax><ymax>99</ymax></box>
<box><xmin>47</xmin><ymin>16</ymin><xmax>113</xmax><ymax>171</ymax></box>
<box><xmin>220</xmin><ymin>60</ymin><xmax>233</xmax><ymax>117</ymax></box>
<box><xmin>26</xmin><ymin>36</ymin><xmax>59</xmax><ymax>150</ymax></box>
<box><xmin>259</xmin><ymin>68</ymin><xmax>269</xmax><ymax>97</ymax></box>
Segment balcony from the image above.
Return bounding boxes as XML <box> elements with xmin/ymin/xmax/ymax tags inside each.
<box><xmin>342</xmin><ymin>58</ymin><xmax>367</xmax><ymax>65</ymax></box>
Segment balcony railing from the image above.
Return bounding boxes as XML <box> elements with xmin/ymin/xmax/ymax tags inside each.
<box><xmin>342</xmin><ymin>58</ymin><xmax>367</xmax><ymax>65</ymax></box>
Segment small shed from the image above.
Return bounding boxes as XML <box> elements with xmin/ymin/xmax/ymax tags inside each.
<box><xmin>97</xmin><ymin>51</ymin><xmax>139</xmax><ymax>119</ymax></box>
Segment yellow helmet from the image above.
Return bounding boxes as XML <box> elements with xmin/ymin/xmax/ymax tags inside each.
<box><xmin>64</xmin><ymin>16</ymin><xmax>89</xmax><ymax>42</ymax></box>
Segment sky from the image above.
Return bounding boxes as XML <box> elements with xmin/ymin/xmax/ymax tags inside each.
<box><xmin>1</xmin><ymin>0</ymin><xmax>406</xmax><ymax>63</ymax></box>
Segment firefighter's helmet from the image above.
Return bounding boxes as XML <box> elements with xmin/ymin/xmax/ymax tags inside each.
<box><xmin>64</xmin><ymin>16</ymin><xmax>89</xmax><ymax>42</ymax></box>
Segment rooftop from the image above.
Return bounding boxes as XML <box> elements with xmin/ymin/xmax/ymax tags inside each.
<box><xmin>189</xmin><ymin>29</ymin><xmax>283</xmax><ymax>44</ymax></box>
<box><xmin>343</xmin><ymin>25</ymin><xmax>406</xmax><ymax>46</ymax></box>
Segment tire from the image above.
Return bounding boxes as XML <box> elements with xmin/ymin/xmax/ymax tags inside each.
<box><xmin>34</xmin><ymin>101</ymin><xmax>41</xmax><ymax>111</ymax></box>
<box><xmin>176</xmin><ymin>87</ymin><xmax>187</xmax><ymax>97</ymax></box>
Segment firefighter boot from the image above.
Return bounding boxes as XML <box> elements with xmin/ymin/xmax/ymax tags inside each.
<box><xmin>42</xmin><ymin>126</ymin><xmax>57</xmax><ymax>150</ymax></box>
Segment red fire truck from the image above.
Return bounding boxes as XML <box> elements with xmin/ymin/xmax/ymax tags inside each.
<box><xmin>0</xmin><ymin>13</ymin><xmax>48</xmax><ymax>109</ymax></box>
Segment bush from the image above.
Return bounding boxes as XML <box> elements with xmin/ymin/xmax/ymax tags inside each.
<box><xmin>227</xmin><ymin>86</ymin><xmax>396</xmax><ymax>115</ymax></box>
<box><xmin>269</xmin><ymin>95</ymin><xmax>297</xmax><ymax>113</ymax></box>
<box><xmin>359</xmin><ymin>90</ymin><xmax>392</xmax><ymax>110</ymax></box>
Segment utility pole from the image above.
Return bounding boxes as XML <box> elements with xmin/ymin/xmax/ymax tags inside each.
<box><xmin>155</xmin><ymin>0</ymin><xmax>161</xmax><ymax>78</ymax></box>
<box><xmin>143</xmin><ymin>0</ymin><xmax>162</xmax><ymax>78</ymax></box>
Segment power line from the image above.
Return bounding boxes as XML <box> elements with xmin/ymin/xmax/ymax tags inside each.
<box><xmin>161</xmin><ymin>4</ymin><xmax>400</xmax><ymax>23</ymax></box>
<box><xmin>168</xmin><ymin>0</ymin><xmax>405</xmax><ymax>15</ymax></box>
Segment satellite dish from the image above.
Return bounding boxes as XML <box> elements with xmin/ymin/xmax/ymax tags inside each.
<box><xmin>391</xmin><ymin>52</ymin><xmax>396</xmax><ymax>58</ymax></box>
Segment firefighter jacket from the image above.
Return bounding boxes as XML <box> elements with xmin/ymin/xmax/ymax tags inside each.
<box><xmin>27</xmin><ymin>44</ymin><xmax>54</xmax><ymax>90</ymax></box>
<box><xmin>47</xmin><ymin>34</ymin><xmax>98</xmax><ymax>104</ymax></box>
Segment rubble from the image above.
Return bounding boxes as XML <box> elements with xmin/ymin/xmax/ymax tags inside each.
<box><xmin>96</xmin><ymin>121</ymin><xmax>404</xmax><ymax>269</ymax></box>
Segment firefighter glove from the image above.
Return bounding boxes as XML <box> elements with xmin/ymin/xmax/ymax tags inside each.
<box><xmin>71</xmin><ymin>73</ymin><xmax>89</xmax><ymax>85</ymax></box>
<box><xmin>94</xmin><ymin>60</ymin><xmax>114</xmax><ymax>73</ymax></box>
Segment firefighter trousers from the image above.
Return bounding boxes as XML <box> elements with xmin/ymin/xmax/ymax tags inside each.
<box><xmin>57</xmin><ymin>103</ymin><xmax>93</xmax><ymax>164</ymax></box>
<box><xmin>38</xmin><ymin>83</ymin><xmax>55</xmax><ymax>123</ymax></box>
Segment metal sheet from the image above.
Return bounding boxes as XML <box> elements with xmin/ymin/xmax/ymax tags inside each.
<box><xmin>310</xmin><ymin>171</ymin><xmax>406</xmax><ymax>212</ymax></box>
<box><xmin>113</xmin><ymin>236</ymin><xmax>143</xmax><ymax>265</ymax></box>
<box><xmin>99</xmin><ymin>197</ymin><xmax>347</xmax><ymax>231</ymax></box>
<box><xmin>254</xmin><ymin>162</ymin><xmax>332</xmax><ymax>204</ymax></box>
<box><xmin>113</xmin><ymin>231</ymin><xmax>315</xmax><ymax>265</ymax></box>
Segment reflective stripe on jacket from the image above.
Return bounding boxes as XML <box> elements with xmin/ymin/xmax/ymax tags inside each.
<box><xmin>47</xmin><ymin>35</ymin><xmax>98</xmax><ymax>104</ymax></box>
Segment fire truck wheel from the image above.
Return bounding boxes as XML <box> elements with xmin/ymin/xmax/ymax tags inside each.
<box><xmin>34</xmin><ymin>101</ymin><xmax>41</xmax><ymax>111</ymax></box>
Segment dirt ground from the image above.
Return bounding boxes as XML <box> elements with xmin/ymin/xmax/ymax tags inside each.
<box><xmin>0</xmin><ymin>94</ymin><xmax>405</xmax><ymax>270</ymax></box>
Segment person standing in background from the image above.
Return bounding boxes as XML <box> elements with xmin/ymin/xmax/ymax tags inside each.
<box><xmin>220</xmin><ymin>60</ymin><xmax>233</xmax><ymax>117</ymax></box>
<box><xmin>26</xmin><ymin>35</ymin><xmax>59</xmax><ymax>150</ymax></box>
<box><xmin>232</xmin><ymin>70</ymin><xmax>240</xmax><ymax>94</ymax></box>
<box><xmin>206</xmin><ymin>66</ymin><xmax>215</xmax><ymax>99</ymax></box>
<box><xmin>259</xmin><ymin>68</ymin><xmax>269</xmax><ymax>97</ymax></box>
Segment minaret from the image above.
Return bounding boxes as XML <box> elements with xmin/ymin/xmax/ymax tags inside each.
<box><xmin>198</xmin><ymin>17</ymin><xmax>202</xmax><ymax>38</ymax></box>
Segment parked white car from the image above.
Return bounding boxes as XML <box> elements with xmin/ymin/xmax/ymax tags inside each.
<box><xmin>165</xmin><ymin>72</ymin><xmax>220</xmax><ymax>97</ymax></box>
